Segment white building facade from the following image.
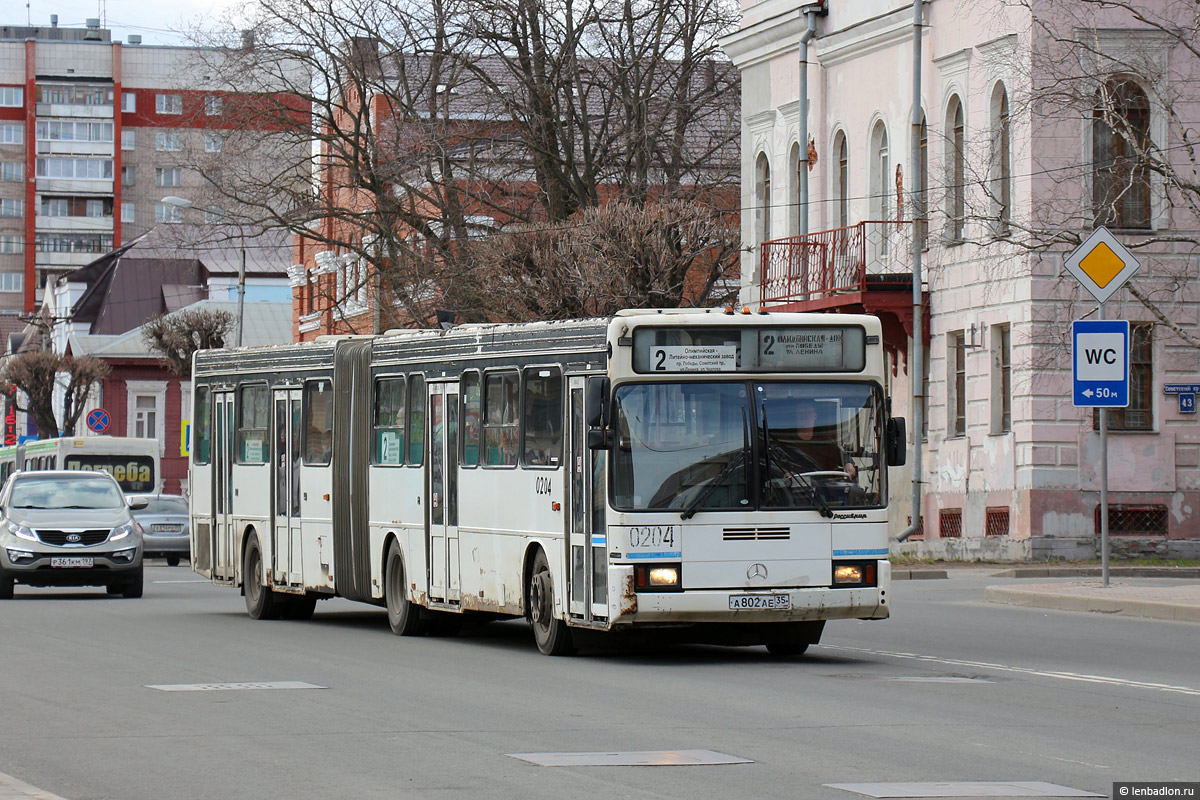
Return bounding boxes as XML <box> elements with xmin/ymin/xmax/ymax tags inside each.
<box><xmin>723</xmin><ymin>0</ymin><xmax>1200</xmax><ymax>559</ymax></box>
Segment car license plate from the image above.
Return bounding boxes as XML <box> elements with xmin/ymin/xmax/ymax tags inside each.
<box><xmin>152</xmin><ymin>524</ymin><xmax>181</xmax><ymax>533</ymax></box>
<box><xmin>728</xmin><ymin>593</ymin><xmax>790</xmax><ymax>610</ymax></box>
<box><xmin>51</xmin><ymin>557</ymin><xmax>94</xmax><ymax>568</ymax></box>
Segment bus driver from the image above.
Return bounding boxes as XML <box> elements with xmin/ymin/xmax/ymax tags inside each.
<box><xmin>775</xmin><ymin>402</ymin><xmax>857</xmax><ymax>480</ymax></box>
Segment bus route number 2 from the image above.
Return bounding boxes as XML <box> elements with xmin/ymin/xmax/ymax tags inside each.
<box><xmin>628</xmin><ymin>526</ymin><xmax>675</xmax><ymax>550</ymax></box>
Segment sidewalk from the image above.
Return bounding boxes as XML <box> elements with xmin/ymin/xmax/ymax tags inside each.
<box><xmin>984</xmin><ymin>580</ymin><xmax>1200</xmax><ymax>622</ymax></box>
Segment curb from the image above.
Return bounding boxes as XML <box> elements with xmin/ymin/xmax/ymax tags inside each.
<box><xmin>991</xmin><ymin>567</ymin><xmax>1200</xmax><ymax>579</ymax></box>
<box><xmin>985</xmin><ymin>585</ymin><xmax>1200</xmax><ymax>623</ymax></box>
<box><xmin>892</xmin><ymin>569</ymin><xmax>948</xmax><ymax>581</ymax></box>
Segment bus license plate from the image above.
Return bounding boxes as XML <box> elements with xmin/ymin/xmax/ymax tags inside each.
<box><xmin>51</xmin><ymin>557</ymin><xmax>93</xmax><ymax>568</ymax></box>
<box><xmin>728</xmin><ymin>593</ymin><xmax>790</xmax><ymax>610</ymax></box>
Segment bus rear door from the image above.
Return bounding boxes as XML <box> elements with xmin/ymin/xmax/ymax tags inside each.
<box><xmin>212</xmin><ymin>391</ymin><xmax>236</xmax><ymax>582</ymax></box>
<box><xmin>272</xmin><ymin>388</ymin><xmax>303</xmax><ymax>588</ymax></box>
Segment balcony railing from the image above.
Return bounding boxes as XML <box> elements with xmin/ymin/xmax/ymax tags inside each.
<box><xmin>760</xmin><ymin>220</ymin><xmax>914</xmax><ymax>305</ymax></box>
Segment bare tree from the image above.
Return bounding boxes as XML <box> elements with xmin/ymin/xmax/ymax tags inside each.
<box><xmin>0</xmin><ymin>352</ymin><xmax>111</xmax><ymax>439</ymax></box>
<box><xmin>142</xmin><ymin>308</ymin><xmax>236</xmax><ymax>376</ymax></box>
<box><xmin>457</xmin><ymin>200</ymin><xmax>739</xmax><ymax>320</ymax></box>
<box><xmin>189</xmin><ymin>0</ymin><xmax>739</xmax><ymax>327</ymax></box>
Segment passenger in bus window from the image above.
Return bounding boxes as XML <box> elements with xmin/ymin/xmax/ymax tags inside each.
<box><xmin>775</xmin><ymin>402</ymin><xmax>856</xmax><ymax>479</ymax></box>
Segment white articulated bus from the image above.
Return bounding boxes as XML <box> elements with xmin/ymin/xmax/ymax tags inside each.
<box><xmin>0</xmin><ymin>436</ymin><xmax>160</xmax><ymax>494</ymax></box>
<box><xmin>189</xmin><ymin>309</ymin><xmax>906</xmax><ymax>655</ymax></box>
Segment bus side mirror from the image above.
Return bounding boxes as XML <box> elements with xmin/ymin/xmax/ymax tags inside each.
<box><xmin>585</xmin><ymin>377</ymin><xmax>610</xmax><ymax>428</ymax></box>
<box><xmin>587</xmin><ymin>428</ymin><xmax>610</xmax><ymax>450</ymax></box>
<box><xmin>886</xmin><ymin>417</ymin><xmax>907</xmax><ymax>467</ymax></box>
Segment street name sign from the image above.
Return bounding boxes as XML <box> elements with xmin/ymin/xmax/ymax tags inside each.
<box><xmin>1063</xmin><ymin>226</ymin><xmax>1140</xmax><ymax>304</ymax></box>
<box><xmin>1164</xmin><ymin>383</ymin><xmax>1200</xmax><ymax>414</ymax></box>
<box><xmin>1073</xmin><ymin>320</ymin><xmax>1129</xmax><ymax>407</ymax></box>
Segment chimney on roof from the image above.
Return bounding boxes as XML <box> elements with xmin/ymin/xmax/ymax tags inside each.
<box><xmin>241</xmin><ymin>30</ymin><xmax>255</xmax><ymax>49</ymax></box>
<box><xmin>50</xmin><ymin>14</ymin><xmax>58</xmax><ymax>27</ymax></box>
<box><xmin>127</xmin><ymin>34</ymin><xmax>141</xmax><ymax>44</ymax></box>
<box><xmin>84</xmin><ymin>18</ymin><xmax>102</xmax><ymax>39</ymax></box>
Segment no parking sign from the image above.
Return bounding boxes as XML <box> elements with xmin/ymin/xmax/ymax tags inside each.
<box><xmin>86</xmin><ymin>408</ymin><xmax>111</xmax><ymax>433</ymax></box>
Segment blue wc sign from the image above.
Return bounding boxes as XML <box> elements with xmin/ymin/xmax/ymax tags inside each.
<box><xmin>1163</xmin><ymin>384</ymin><xmax>1200</xmax><ymax>414</ymax></box>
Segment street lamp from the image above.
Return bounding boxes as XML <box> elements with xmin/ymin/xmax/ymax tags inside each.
<box><xmin>160</xmin><ymin>196</ymin><xmax>246</xmax><ymax>347</ymax></box>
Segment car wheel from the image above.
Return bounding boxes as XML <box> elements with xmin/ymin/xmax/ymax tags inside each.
<box><xmin>106</xmin><ymin>584</ymin><xmax>122</xmax><ymax>595</ymax></box>
<box><xmin>528</xmin><ymin>548</ymin><xmax>574</xmax><ymax>656</ymax></box>
<box><xmin>384</xmin><ymin>541</ymin><xmax>427</xmax><ymax>636</ymax></box>
<box><xmin>166</xmin><ymin>556</ymin><xmax>181</xmax><ymax>567</ymax></box>
<box><xmin>243</xmin><ymin>533</ymin><xmax>282</xmax><ymax>620</ymax></box>
<box><xmin>122</xmin><ymin>568</ymin><xmax>144</xmax><ymax>599</ymax></box>
<box><xmin>0</xmin><ymin>572</ymin><xmax>13</xmax><ymax>600</ymax></box>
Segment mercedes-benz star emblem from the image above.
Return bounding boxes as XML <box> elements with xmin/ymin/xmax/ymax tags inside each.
<box><xmin>747</xmin><ymin>563</ymin><xmax>768</xmax><ymax>580</ymax></box>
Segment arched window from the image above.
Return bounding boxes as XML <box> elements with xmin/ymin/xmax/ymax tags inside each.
<box><xmin>946</xmin><ymin>95</ymin><xmax>965</xmax><ymax>241</ymax></box>
<box><xmin>755</xmin><ymin>152</ymin><xmax>772</xmax><ymax>243</ymax></box>
<box><xmin>869</xmin><ymin>120</ymin><xmax>890</xmax><ymax>223</ymax></box>
<box><xmin>1093</xmin><ymin>78</ymin><xmax>1151</xmax><ymax>229</ymax></box>
<box><xmin>991</xmin><ymin>83</ymin><xmax>1011</xmax><ymax>234</ymax></box>
<box><xmin>832</xmin><ymin>131</ymin><xmax>849</xmax><ymax>229</ymax></box>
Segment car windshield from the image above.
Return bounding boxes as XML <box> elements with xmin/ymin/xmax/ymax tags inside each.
<box><xmin>134</xmin><ymin>496</ymin><xmax>188</xmax><ymax>515</ymax></box>
<box><xmin>9</xmin><ymin>476</ymin><xmax>126</xmax><ymax>509</ymax></box>
<box><xmin>611</xmin><ymin>381</ymin><xmax>884</xmax><ymax>513</ymax></box>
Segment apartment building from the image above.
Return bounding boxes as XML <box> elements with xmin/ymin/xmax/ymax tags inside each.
<box><xmin>722</xmin><ymin>1</ymin><xmax>1200</xmax><ymax>558</ymax></box>
<box><xmin>0</xmin><ymin>19</ymin><xmax>305</xmax><ymax>320</ymax></box>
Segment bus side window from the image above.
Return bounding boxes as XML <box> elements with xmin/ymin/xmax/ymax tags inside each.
<box><xmin>236</xmin><ymin>384</ymin><xmax>269</xmax><ymax>464</ymax></box>
<box><xmin>304</xmin><ymin>380</ymin><xmax>334</xmax><ymax>465</ymax></box>
<box><xmin>522</xmin><ymin>367</ymin><xmax>562</xmax><ymax>468</ymax></box>
<box><xmin>483</xmin><ymin>371</ymin><xmax>518</xmax><ymax>467</ymax></box>
<box><xmin>194</xmin><ymin>386</ymin><xmax>211</xmax><ymax>465</ymax></box>
<box><xmin>407</xmin><ymin>375</ymin><xmax>425</xmax><ymax>466</ymax></box>
<box><xmin>373</xmin><ymin>376</ymin><xmax>405</xmax><ymax>465</ymax></box>
<box><xmin>461</xmin><ymin>372</ymin><xmax>480</xmax><ymax>468</ymax></box>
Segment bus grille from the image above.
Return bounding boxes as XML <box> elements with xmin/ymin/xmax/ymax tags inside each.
<box><xmin>36</xmin><ymin>529</ymin><xmax>110</xmax><ymax>546</ymax></box>
<box><xmin>723</xmin><ymin>526</ymin><xmax>790</xmax><ymax>541</ymax></box>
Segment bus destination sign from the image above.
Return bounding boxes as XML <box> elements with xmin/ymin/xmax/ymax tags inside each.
<box><xmin>654</xmin><ymin>345</ymin><xmax>738</xmax><ymax>372</ymax></box>
<box><xmin>632</xmin><ymin>325</ymin><xmax>865</xmax><ymax>373</ymax></box>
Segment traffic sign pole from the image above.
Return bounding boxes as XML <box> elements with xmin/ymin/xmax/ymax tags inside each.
<box><xmin>1098</xmin><ymin>303</ymin><xmax>1110</xmax><ymax>588</ymax></box>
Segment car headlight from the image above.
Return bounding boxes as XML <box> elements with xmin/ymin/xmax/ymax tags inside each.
<box><xmin>5</xmin><ymin>520</ymin><xmax>37</xmax><ymax>542</ymax></box>
<box><xmin>110</xmin><ymin>521</ymin><xmax>138</xmax><ymax>542</ymax></box>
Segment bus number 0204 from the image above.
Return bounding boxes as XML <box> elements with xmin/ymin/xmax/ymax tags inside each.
<box><xmin>629</xmin><ymin>526</ymin><xmax>675</xmax><ymax>549</ymax></box>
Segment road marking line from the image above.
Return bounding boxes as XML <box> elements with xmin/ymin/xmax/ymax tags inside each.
<box><xmin>146</xmin><ymin>681</ymin><xmax>327</xmax><ymax>692</ymax></box>
<box><xmin>823</xmin><ymin>645</ymin><xmax>1200</xmax><ymax>697</ymax></box>
<box><xmin>0</xmin><ymin>770</ymin><xmax>70</xmax><ymax>800</ymax></box>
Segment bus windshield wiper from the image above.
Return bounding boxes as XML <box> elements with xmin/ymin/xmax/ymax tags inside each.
<box><xmin>767</xmin><ymin>444</ymin><xmax>835</xmax><ymax>519</ymax></box>
<box><xmin>681</xmin><ymin>409</ymin><xmax>750</xmax><ymax>521</ymax></box>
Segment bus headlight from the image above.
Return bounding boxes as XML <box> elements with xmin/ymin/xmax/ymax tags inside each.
<box><xmin>634</xmin><ymin>564</ymin><xmax>681</xmax><ymax>592</ymax></box>
<box><xmin>832</xmin><ymin>562</ymin><xmax>876</xmax><ymax>587</ymax></box>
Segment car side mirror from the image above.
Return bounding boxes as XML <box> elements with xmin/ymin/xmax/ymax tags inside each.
<box><xmin>886</xmin><ymin>417</ymin><xmax>907</xmax><ymax>467</ymax></box>
<box><xmin>128</xmin><ymin>497</ymin><xmax>150</xmax><ymax>511</ymax></box>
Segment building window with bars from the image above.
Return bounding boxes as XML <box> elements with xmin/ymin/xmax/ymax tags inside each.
<box><xmin>985</xmin><ymin>507</ymin><xmax>1010</xmax><ymax>536</ymax></box>
<box><xmin>939</xmin><ymin>508</ymin><xmax>963</xmax><ymax>538</ymax></box>
<box><xmin>1094</xmin><ymin>322</ymin><xmax>1153</xmax><ymax>431</ymax></box>
<box><xmin>1095</xmin><ymin>504</ymin><xmax>1167</xmax><ymax>536</ymax></box>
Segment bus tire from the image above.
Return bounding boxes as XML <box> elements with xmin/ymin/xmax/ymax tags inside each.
<box><xmin>763</xmin><ymin>621</ymin><xmax>824</xmax><ymax>657</ymax></box>
<box><xmin>285</xmin><ymin>594</ymin><xmax>318</xmax><ymax>620</ymax></box>
<box><xmin>528</xmin><ymin>549</ymin><xmax>575</xmax><ymax>656</ymax></box>
<box><xmin>385</xmin><ymin>542</ymin><xmax>427</xmax><ymax>636</ymax></box>
<box><xmin>243</xmin><ymin>533</ymin><xmax>282</xmax><ymax>620</ymax></box>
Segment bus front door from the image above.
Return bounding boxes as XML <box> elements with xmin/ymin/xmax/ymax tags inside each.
<box><xmin>427</xmin><ymin>382</ymin><xmax>460</xmax><ymax>606</ymax></box>
<box><xmin>272</xmin><ymin>389</ymin><xmax>303</xmax><ymax>588</ymax></box>
<box><xmin>568</xmin><ymin>376</ymin><xmax>608</xmax><ymax>623</ymax></box>
<box><xmin>212</xmin><ymin>391</ymin><xmax>236</xmax><ymax>582</ymax></box>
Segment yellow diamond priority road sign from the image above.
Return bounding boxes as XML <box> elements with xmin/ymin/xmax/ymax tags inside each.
<box><xmin>1063</xmin><ymin>226</ymin><xmax>1140</xmax><ymax>304</ymax></box>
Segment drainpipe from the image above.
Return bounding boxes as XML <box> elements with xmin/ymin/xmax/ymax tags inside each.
<box><xmin>896</xmin><ymin>0</ymin><xmax>924</xmax><ymax>542</ymax></box>
<box><xmin>797</xmin><ymin>3</ymin><xmax>824</xmax><ymax>237</ymax></box>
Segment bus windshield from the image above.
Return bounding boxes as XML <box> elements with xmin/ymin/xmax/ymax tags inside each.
<box><xmin>611</xmin><ymin>381</ymin><xmax>884</xmax><ymax>514</ymax></box>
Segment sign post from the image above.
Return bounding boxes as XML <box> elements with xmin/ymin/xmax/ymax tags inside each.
<box><xmin>1064</xmin><ymin>227</ymin><xmax>1140</xmax><ymax>588</ymax></box>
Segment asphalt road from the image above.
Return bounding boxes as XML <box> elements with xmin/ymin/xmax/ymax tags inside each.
<box><xmin>0</xmin><ymin>565</ymin><xmax>1196</xmax><ymax>800</ymax></box>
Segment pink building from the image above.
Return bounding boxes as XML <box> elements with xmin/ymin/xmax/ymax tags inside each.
<box><xmin>723</xmin><ymin>1</ymin><xmax>1200</xmax><ymax>558</ymax></box>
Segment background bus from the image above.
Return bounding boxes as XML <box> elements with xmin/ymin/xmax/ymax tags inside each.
<box><xmin>0</xmin><ymin>437</ymin><xmax>160</xmax><ymax>495</ymax></box>
<box><xmin>189</xmin><ymin>309</ymin><xmax>906</xmax><ymax>655</ymax></box>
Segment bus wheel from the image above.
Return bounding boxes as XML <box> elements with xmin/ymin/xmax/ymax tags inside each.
<box><xmin>243</xmin><ymin>534</ymin><xmax>282</xmax><ymax>620</ymax></box>
<box><xmin>763</xmin><ymin>621</ymin><xmax>824</xmax><ymax>657</ymax></box>
<box><xmin>285</xmin><ymin>594</ymin><xmax>317</xmax><ymax>620</ymax></box>
<box><xmin>385</xmin><ymin>542</ymin><xmax>427</xmax><ymax>636</ymax></box>
<box><xmin>528</xmin><ymin>549</ymin><xmax>575</xmax><ymax>656</ymax></box>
